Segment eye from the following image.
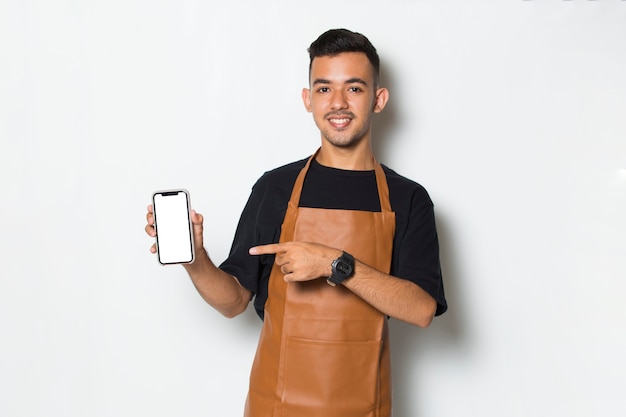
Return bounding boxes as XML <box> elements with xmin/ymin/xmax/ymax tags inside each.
<box><xmin>317</xmin><ymin>87</ymin><xmax>330</xmax><ymax>93</ymax></box>
<box><xmin>348</xmin><ymin>86</ymin><xmax>363</xmax><ymax>92</ymax></box>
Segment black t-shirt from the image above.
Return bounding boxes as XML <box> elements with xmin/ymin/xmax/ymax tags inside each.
<box><xmin>220</xmin><ymin>157</ymin><xmax>447</xmax><ymax>319</ymax></box>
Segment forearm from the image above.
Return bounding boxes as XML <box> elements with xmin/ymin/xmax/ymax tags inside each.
<box><xmin>342</xmin><ymin>260</ymin><xmax>437</xmax><ymax>328</ymax></box>
<box><xmin>183</xmin><ymin>248</ymin><xmax>251</xmax><ymax>318</ymax></box>
<box><xmin>250</xmin><ymin>241</ymin><xmax>437</xmax><ymax>326</ymax></box>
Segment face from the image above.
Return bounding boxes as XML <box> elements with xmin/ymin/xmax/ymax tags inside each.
<box><xmin>302</xmin><ymin>52</ymin><xmax>388</xmax><ymax>149</ymax></box>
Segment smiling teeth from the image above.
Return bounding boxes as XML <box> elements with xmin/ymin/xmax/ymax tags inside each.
<box><xmin>331</xmin><ymin>118</ymin><xmax>350</xmax><ymax>123</ymax></box>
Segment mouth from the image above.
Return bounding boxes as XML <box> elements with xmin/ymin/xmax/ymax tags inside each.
<box><xmin>327</xmin><ymin>113</ymin><xmax>354</xmax><ymax>129</ymax></box>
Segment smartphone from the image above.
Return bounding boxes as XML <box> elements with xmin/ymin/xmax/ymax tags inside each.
<box><xmin>152</xmin><ymin>189</ymin><xmax>194</xmax><ymax>265</ymax></box>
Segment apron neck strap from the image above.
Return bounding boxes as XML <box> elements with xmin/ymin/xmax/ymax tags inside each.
<box><xmin>288</xmin><ymin>149</ymin><xmax>393</xmax><ymax>213</ymax></box>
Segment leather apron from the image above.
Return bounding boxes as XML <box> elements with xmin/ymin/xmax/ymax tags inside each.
<box><xmin>244</xmin><ymin>152</ymin><xmax>396</xmax><ymax>417</ymax></box>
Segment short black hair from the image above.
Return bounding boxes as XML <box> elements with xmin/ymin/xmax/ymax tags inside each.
<box><xmin>307</xmin><ymin>29</ymin><xmax>380</xmax><ymax>86</ymax></box>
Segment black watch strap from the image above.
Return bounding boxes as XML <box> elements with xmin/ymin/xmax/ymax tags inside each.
<box><xmin>327</xmin><ymin>251</ymin><xmax>355</xmax><ymax>287</ymax></box>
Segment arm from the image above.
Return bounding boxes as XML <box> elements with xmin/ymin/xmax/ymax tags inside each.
<box><xmin>344</xmin><ymin>259</ymin><xmax>437</xmax><ymax>328</ymax></box>
<box><xmin>249</xmin><ymin>242</ymin><xmax>437</xmax><ymax>327</ymax></box>
<box><xmin>146</xmin><ymin>205</ymin><xmax>251</xmax><ymax>318</ymax></box>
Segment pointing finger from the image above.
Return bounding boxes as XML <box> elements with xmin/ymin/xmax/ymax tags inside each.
<box><xmin>249</xmin><ymin>243</ymin><xmax>285</xmax><ymax>256</ymax></box>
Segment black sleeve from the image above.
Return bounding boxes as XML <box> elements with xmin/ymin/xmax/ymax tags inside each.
<box><xmin>392</xmin><ymin>186</ymin><xmax>447</xmax><ymax>316</ymax></box>
<box><xmin>219</xmin><ymin>183</ymin><xmax>262</xmax><ymax>295</ymax></box>
<box><xmin>218</xmin><ymin>163</ymin><xmax>301</xmax><ymax>318</ymax></box>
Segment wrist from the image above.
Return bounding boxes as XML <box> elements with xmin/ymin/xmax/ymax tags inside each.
<box><xmin>327</xmin><ymin>251</ymin><xmax>355</xmax><ymax>287</ymax></box>
<box><xmin>184</xmin><ymin>247</ymin><xmax>209</xmax><ymax>270</ymax></box>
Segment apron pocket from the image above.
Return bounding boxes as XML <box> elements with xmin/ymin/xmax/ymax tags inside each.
<box><xmin>282</xmin><ymin>336</ymin><xmax>380</xmax><ymax>417</ymax></box>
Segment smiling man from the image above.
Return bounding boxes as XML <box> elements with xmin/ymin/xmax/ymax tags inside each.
<box><xmin>146</xmin><ymin>28</ymin><xmax>446</xmax><ymax>417</ymax></box>
<box><xmin>304</xmin><ymin>51</ymin><xmax>384</xmax><ymax>150</ymax></box>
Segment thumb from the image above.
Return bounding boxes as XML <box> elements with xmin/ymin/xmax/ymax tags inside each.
<box><xmin>190</xmin><ymin>210</ymin><xmax>204</xmax><ymax>246</ymax></box>
<box><xmin>190</xmin><ymin>209</ymin><xmax>203</xmax><ymax>224</ymax></box>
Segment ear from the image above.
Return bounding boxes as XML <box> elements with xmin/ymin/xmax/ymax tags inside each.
<box><xmin>302</xmin><ymin>88</ymin><xmax>312</xmax><ymax>112</ymax></box>
<box><xmin>373</xmin><ymin>87</ymin><xmax>389</xmax><ymax>113</ymax></box>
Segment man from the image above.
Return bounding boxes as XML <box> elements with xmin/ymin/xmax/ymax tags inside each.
<box><xmin>146</xmin><ymin>28</ymin><xmax>446</xmax><ymax>417</ymax></box>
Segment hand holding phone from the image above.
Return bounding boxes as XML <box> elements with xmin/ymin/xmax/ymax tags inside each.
<box><xmin>151</xmin><ymin>189</ymin><xmax>195</xmax><ymax>265</ymax></box>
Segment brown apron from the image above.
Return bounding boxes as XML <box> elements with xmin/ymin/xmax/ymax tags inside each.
<box><xmin>244</xmin><ymin>152</ymin><xmax>396</xmax><ymax>417</ymax></box>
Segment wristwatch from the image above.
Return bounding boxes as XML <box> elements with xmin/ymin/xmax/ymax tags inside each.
<box><xmin>327</xmin><ymin>251</ymin><xmax>355</xmax><ymax>287</ymax></box>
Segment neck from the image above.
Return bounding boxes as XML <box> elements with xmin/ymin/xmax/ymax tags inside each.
<box><xmin>316</xmin><ymin>142</ymin><xmax>376</xmax><ymax>170</ymax></box>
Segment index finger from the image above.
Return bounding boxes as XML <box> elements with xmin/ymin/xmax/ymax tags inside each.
<box><xmin>249</xmin><ymin>243</ymin><xmax>286</xmax><ymax>256</ymax></box>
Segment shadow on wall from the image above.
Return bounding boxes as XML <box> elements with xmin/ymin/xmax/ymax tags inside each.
<box><xmin>371</xmin><ymin>59</ymin><xmax>401</xmax><ymax>164</ymax></box>
<box><xmin>389</xmin><ymin>213</ymin><xmax>469</xmax><ymax>417</ymax></box>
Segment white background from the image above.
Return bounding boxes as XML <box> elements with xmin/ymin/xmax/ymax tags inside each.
<box><xmin>1</xmin><ymin>1</ymin><xmax>625</xmax><ymax>416</ymax></box>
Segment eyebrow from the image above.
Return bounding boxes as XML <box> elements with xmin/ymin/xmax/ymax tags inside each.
<box><xmin>312</xmin><ymin>77</ymin><xmax>369</xmax><ymax>87</ymax></box>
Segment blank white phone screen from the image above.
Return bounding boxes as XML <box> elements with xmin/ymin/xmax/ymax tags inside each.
<box><xmin>153</xmin><ymin>191</ymin><xmax>193</xmax><ymax>264</ymax></box>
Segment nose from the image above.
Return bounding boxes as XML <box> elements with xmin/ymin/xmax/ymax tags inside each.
<box><xmin>330</xmin><ymin>90</ymin><xmax>348</xmax><ymax>110</ymax></box>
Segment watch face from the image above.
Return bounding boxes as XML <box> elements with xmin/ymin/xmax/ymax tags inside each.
<box><xmin>336</xmin><ymin>260</ymin><xmax>352</xmax><ymax>276</ymax></box>
<box><xmin>329</xmin><ymin>252</ymin><xmax>355</xmax><ymax>286</ymax></box>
